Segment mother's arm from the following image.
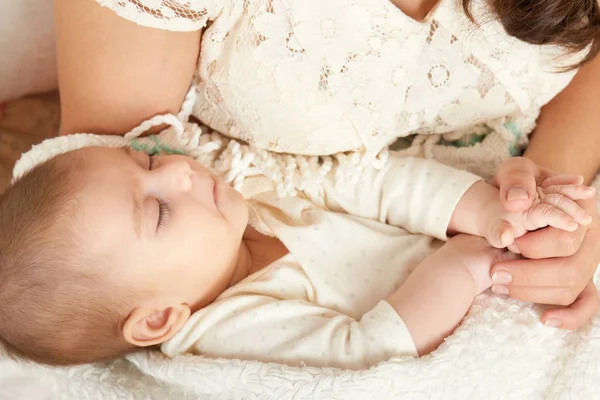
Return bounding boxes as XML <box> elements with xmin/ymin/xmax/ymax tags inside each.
<box><xmin>491</xmin><ymin>54</ymin><xmax>600</xmax><ymax>330</ymax></box>
<box><xmin>55</xmin><ymin>0</ymin><xmax>200</xmax><ymax>136</ymax></box>
<box><xmin>526</xmin><ymin>55</ymin><xmax>600</xmax><ymax>183</ymax></box>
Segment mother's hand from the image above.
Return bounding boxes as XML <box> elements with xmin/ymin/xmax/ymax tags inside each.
<box><xmin>490</xmin><ymin>157</ymin><xmax>600</xmax><ymax>330</ymax></box>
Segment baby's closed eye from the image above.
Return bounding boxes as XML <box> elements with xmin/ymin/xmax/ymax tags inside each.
<box><xmin>156</xmin><ymin>199</ymin><xmax>169</xmax><ymax>230</ymax></box>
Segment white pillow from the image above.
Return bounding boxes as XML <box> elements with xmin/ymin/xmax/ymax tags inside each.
<box><xmin>0</xmin><ymin>0</ymin><xmax>57</xmax><ymax>102</ymax></box>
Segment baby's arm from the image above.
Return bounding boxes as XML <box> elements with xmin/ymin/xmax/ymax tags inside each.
<box><xmin>320</xmin><ymin>156</ymin><xmax>483</xmax><ymax>240</ymax></box>
<box><xmin>448</xmin><ymin>180</ymin><xmax>595</xmax><ymax>248</ymax></box>
<box><xmin>320</xmin><ymin>156</ymin><xmax>594</xmax><ymax>245</ymax></box>
<box><xmin>387</xmin><ymin>181</ymin><xmax>594</xmax><ymax>355</ymax></box>
<box><xmin>162</xmin><ymin>293</ymin><xmax>419</xmax><ymax>370</ymax></box>
<box><xmin>387</xmin><ymin>235</ymin><xmax>510</xmax><ymax>355</ymax></box>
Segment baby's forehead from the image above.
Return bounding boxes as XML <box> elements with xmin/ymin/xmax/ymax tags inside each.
<box><xmin>73</xmin><ymin>146</ymin><xmax>132</xmax><ymax>161</ymax></box>
<box><xmin>65</xmin><ymin>147</ymin><xmax>139</xmax><ymax>192</ymax></box>
<box><xmin>65</xmin><ymin>146</ymin><xmax>135</xmax><ymax>173</ymax></box>
<box><xmin>72</xmin><ymin>147</ymin><xmax>140</xmax><ymax>237</ymax></box>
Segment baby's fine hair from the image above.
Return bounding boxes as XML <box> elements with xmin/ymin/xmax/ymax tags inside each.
<box><xmin>0</xmin><ymin>153</ymin><xmax>136</xmax><ymax>365</ymax></box>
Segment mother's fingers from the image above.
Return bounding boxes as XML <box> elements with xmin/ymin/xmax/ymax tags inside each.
<box><xmin>542</xmin><ymin>281</ymin><xmax>600</xmax><ymax>330</ymax></box>
<box><xmin>491</xmin><ymin>256</ymin><xmax>588</xmax><ymax>289</ymax></box>
<box><xmin>542</xmin><ymin>174</ymin><xmax>584</xmax><ymax>188</ymax></box>
<box><xmin>491</xmin><ymin>284</ymin><xmax>581</xmax><ymax>306</ymax></box>
<box><xmin>495</xmin><ymin>157</ymin><xmax>540</xmax><ymax>212</ymax></box>
<box><xmin>512</xmin><ymin>225</ymin><xmax>586</xmax><ymax>259</ymax></box>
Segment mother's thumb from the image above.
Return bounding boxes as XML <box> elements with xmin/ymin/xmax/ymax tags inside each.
<box><xmin>496</xmin><ymin>158</ymin><xmax>538</xmax><ymax>212</ymax></box>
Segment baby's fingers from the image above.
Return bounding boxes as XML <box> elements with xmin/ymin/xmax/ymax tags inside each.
<box><xmin>542</xmin><ymin>184</ymin><xmax>596</xmax><ymax>201</ymax></box>
<box><xmin>541</xmin><ymin>174</ymin><xmax>584</xmax><ymax>188</ymax></box>
<box><xmin>540</xmin><ymin>190</ymin><xmax>593</xmax><ymax>226</ymax></box>
<box><xmin>525</xmin><ymin>203</ymin><xmax>579</xmax><ymax>232</ymax></box>
<box><xmin>487</xmin><ymin>220</ymin><xmax>515</xmax><ymax>248</ymax></box>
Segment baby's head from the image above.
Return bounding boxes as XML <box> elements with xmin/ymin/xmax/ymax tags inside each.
<box><xmin>0</xmin><ymin>146</ymin><xmax>248</xmax><ymax>365</ymax></box>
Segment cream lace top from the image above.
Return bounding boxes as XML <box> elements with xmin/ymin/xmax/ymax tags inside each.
<box><xmin>95</xmin><ymin>0</ymin><xmax>583</xmax><ymax>158</ymax></box>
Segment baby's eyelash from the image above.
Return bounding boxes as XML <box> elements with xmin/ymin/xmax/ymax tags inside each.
<box><xmin>157</xmin><ymin>199</ymin><xmax>169</xmax><ymax>229</ymax></box>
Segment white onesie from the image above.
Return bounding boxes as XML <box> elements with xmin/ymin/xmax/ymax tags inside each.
<box><xmin>161</xmin><ymin>155</ymin><xmax>481</xmax><ymax>369</ymax></box>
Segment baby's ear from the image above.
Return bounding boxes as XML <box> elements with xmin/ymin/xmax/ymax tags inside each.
<box><xmin>122</xmin><ymin>304</ymin><xmax>191</xmax><ymax>347</ymax></box>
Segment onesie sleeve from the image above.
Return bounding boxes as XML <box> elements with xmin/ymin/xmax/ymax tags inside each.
<box><xmin>162</xmin><ymin>296</ymin><xmax>416</xmax><ymax>370</ymax></box>
<box><xmin>321</xmin><ymin>156</ymin><xmax>482</xmax><ymax>241</ymax></box>
<box><xmin>94</xmin><ymin>0</ymin><xmax>223</xmax><ymax>31</ymax></box>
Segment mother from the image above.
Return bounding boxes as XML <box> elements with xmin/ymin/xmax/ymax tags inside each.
<box><xmin>53</xmin><ymin>0</ymin><xmax>600</xmax><ymax>328</ymax></box>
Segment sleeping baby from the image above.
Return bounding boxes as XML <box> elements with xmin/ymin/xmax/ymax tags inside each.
<box><xmin>0</xmin><ymin>146</ymin><xmax>595</xmax><ymax>368</ymax></box>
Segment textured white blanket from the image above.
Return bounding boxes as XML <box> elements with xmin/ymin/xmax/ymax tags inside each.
<box><xmin>1</xmin><ymin>122</ymin><xmax>599</xmax><ymax>399</ymax></box>
<box><xmin>2</xmin><ymin>282</ymin><xmax>600</xmax><ymax>399</ymax></box>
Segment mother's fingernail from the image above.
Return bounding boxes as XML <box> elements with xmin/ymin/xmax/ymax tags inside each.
<box><xmin>545</xmin><ymin>319</ymin><xmax>562</xmax><ymax>328</ymax></box>
<box><xmin>507</xmin><ymin>187</ymin><xmax>529</xmax><ymax>202</ymax></box>
<box><xmin>491</xmin><ymin>285</ymin><xmax>509</xmax><ymax>295</ymax></box>
<box><xmin>492</xmin><ymin>271</ymin><xmax>512</xmax><ymax>284</ymax></box>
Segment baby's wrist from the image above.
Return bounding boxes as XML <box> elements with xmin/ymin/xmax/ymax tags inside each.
<box><xmin>449</xmin><ymin>181</ymin><xmax>500</xmax><ymax>237</ymax></box>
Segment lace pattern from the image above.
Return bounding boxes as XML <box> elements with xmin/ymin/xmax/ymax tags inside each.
<box><xmin>96</xmin><ymin>0</ymin><xmax>220</xmax><ymax>31</ymax></box>
<box><xmin>95</xmin><ymin>0</ymin><xmax>582</xmax><ymax>158</ymax></box>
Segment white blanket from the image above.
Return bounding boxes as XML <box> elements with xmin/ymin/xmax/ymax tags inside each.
<box><xmin>1</xmin><ymin>124</ymin><xmax>599</xmax><ymax>399</ymax></box>
<box><xmin>2</xmin><ymin>277</ymin><xmax>600</xmax><ymax>399</ymax></box>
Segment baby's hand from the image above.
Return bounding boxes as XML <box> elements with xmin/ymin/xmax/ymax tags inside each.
<box><xmin>480</xmin><ymin>181</ymin><xmax>596</xmax><ymax>250</ymax></box>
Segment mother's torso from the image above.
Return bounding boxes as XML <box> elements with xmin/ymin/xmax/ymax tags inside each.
<box><xmin>99</xmin><ymin>0</ymin><xmax>584</xmax><ymax>156</ymax></box>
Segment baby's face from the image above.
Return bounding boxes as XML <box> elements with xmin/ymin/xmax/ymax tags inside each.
<box><xmin>74</xmin><ymin>147</ymin><xmax>248</xmax><ymax>310</ymax></box>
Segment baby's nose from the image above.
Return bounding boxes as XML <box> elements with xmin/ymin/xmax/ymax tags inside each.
<box><xmin>161</xmin><ymin>160</ymin><xmax>193</xmax><ymax>193</ymax></box>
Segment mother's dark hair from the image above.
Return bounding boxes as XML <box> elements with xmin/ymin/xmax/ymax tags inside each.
<box><xmin>463</xmin><ymin>0</ymin><xmax>600</xmax><ymax>68</ymax></box>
